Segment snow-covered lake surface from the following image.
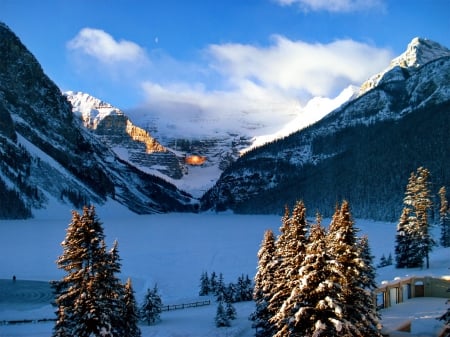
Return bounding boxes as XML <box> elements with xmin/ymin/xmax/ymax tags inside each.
<box><xmin>0</xmin><ymin>201</ymin><xmax>448</xmax><ymax>336</ymax></box>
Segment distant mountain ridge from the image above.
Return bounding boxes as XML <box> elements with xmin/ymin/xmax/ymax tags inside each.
<box><xmin>0</xmin><ymin>22</ymin><xmax>196</xmax><ymax>218</ymax></box>
<box><xmin>201</xmin><ymin>37</ymin><xmax>450</xmax><ymax>220</ymax></box>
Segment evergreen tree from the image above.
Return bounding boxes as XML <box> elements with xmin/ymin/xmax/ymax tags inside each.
<box><xmin>141</xmin><ymin>285</ymin><xmax>163</xmax><ymax>325</ymax></box>
<box><xmin>122</xmin><ymin>278</ymin><xmax>142</xmax><ymax>337</ymax></box>
<box><xmin>236</xmin><ymin>274</ymin><xmax>253</xmax><ymax>302</ymax></box>
<box><xmin>210</xmin><ymin>271</ymin><xmax>218</xmax><ymax>294</ymax></box>
<box><xmin>225</xmin><ymin>299</ymin><xmax>237</xmax><ymax>321</ymax></box>
<box><xmin>326</xmin><ymin>201</ymin><xmax>381</xmax><ymax>336</ymax></box>
<box><xmin>378</xmin><ymin>254</ymin><xmax>388</xmax><ymax>268</ymax></box>
<box><xmin>438</xmin><ymin>186</ymin><xmax>450</xmax><ymax>247</ymax></box>
<box><xmin>387</xmin><ymin>253</ymin><xmax>393</xmax><ymax>266</ymax></box>
<box><xmin>273</xmin><ymin>214</ymin><xmax>345</xmax><ymax>336</ymax></box>
<box><xmin>215</xmin><ymin>273</ymin><xmax>226</xmax><ymax>302</ymax></box>
<box><xmin>199</xmin><ymin>271</ymin><xmax>211</xmax><ymax>296</ymax></box>
<box><xmin>359</xmin><ymin>235</ymin><xmax>377</xmax><ymax>291</ymax></box>
<box><xmin>95</xmin><ymin>240</ymin><xmax>126</xmax><ymax>336</ymax></box>
<box><xmin>225</xmin><ymin>282</ymin><xmax>237</xmax><ymax>303</ymax></box>
<box><xmin>251</xmin><ymin>229</ymin><xmax>277</xmax><ymax>337</ymax></box>
<box><xmin>53</xmin><ymin>206</ymin><xmax>124</xmax><ymax>337</ymax></box>
<box><xmin>404</xmin><ymin>167</ymin><xmax>434</xmax><ymax>268</ymax></box>
<box><xmin>269</xmin><ymin>201</ymin><xmax>308</xmax><ymax>336</ymax></box>
<box><xmin>395</xmin><ymin>207</ymin><xmax>415</xmax><ymax>268</ymax></box>
<box><xmin>215</xmin><ymin>301</ymin><xmax>230</xmax><ymax>327</ymax></box>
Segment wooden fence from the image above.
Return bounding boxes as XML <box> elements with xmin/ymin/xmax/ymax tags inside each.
<box><xmin>161</xmin><ymin>300</ymin><xmax>211</xmax><ymax>311</ymax></box>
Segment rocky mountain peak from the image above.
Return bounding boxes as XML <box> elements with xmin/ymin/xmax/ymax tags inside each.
<box><xmin>391</xmin><ymin>37</ymin><xmax>450</xmax><ymax>68</ymax></box>
<box><xmin>359</xmin><ymin>37</ymin><xmax>450</xmax><ymax>95</ymax></box>
<box><xmin>65</xmin><ymin>91</ymin><xmax>167</xmax><ymax>153</ymax></box>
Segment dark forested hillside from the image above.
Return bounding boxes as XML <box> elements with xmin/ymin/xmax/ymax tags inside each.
<box><xmin>201</xmin><ymin>54</ymin><xmax>450</xmax><ymax>221</ymax></box>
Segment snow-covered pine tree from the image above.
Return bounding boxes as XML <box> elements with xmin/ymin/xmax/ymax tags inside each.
<box><xmin>277</xmin><ymin>215</ymin><xmax>344</xmax><ymax>336</ymax></box>
<box><xmin>395</xmin><ymin>207</ymin><xmax>415</xmax><ymax>268</ymax></box>
<box><xmin>122</xmin><ymin>278</ymin><xmax>141</xmax><ymax>337</ymax></box>
<box><xmin>438</xmin><ymin>186</ymin><xmax>450</xmax><ymax>247</ymax></box>
<box><xmin>210</xmin><ymin>271</ymin><xmax>218</xmax><ymax>294</ymax></box>
<box><xmin>225</xmin><ymin>299</ymin><xmax>237</xmax><ymax>321</ymax></box>
<box><xmin>359</xmin><ymin>235</ymin><xmax>378</xmax><ymax>291</ymax></box>
<box><xmin>225</xmin><ymin>282</ymin><xmax>237</xmax><ymax>303</ymax></box>
<box><xmin>326</xmin><ymin>201</ymin><xmax>381</xmax><ymax>336</ymax></box>
<box><xmin>251</xmin><ymin>229</ymin><xmax>277</xmax><ymax>337</ymax></box>
<box><xmin>215</xmin><ymin>301</ymin><xmax>230</xmax><ymax>327</ymax></box>
<box><xmin>53</xmin><ymin>205</ymin><xmax>122</xmax><ymax>337</ymax></box>
<box><xmin>199</xmin><ymin>271</ymin><xmax>211</xmax><ymax>296</ymax></box>
<box><xmin>269</xmin><ymin>201</ymin><xmax>308</xmax><ymax>335</ymax></box>
<box><xmin>403</xmin><ymin>167</ymin><xmax>434</xmax><ymax>268</ymax></box>
<box><xmin>141</xmin><ymin>285</ymin><xmax>163</xmax><ymax>325</ymax></box>
<box><xmin>235</xmin><ymin>274</ymin><xmax>253</xmax><ymax>302</ymax></box>
<box><xmin>94</xmin><ymin>240</ymin><xmax>126</xmax><ymax>336</ymax></box>
<box><xmin>215</xmin><ymin>273</ymin><xmax>226</xmax><ymax>302</ymax></box>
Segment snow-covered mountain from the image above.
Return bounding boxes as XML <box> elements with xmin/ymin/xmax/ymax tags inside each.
<box><xmin>359</xmin><ymin>37</ymin><xmax>450</xmax><ymax>95</ymax></box>
<box><xmin>65</xmin><ymin>91</ymin><xmax>187</xmax><ymax>180</ymax></box>
<box><xmin>65</xmin><ymin>84</ymin><xmax>357</xmax><ymax>198</ymax></box>
<box><xmin>0</xmin><ymin>22</ymin><xmax>196</xmax><ymax>218</ymax></box>
<box><xmin>201</xmin><ymin>37</ymin><xmax>450</xmax><ymax>220</ymax></box>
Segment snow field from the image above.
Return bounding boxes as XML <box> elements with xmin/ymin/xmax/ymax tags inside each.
<box><xmin>0</xmin><ymin>204</ymin><xmax>449</xmax><ymax>336</ymax></box>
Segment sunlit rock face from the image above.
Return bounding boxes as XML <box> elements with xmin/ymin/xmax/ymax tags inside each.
<box><xmin>65</xmin><ymin>91</ymin><xmax>184</xmax><ymax>179</ymax></box>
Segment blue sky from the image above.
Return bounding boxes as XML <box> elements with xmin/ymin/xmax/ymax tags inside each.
<box><xmin>2</xmin><ymin>0</ymin><xmax>450</xmax><ymax>119</ymax></box>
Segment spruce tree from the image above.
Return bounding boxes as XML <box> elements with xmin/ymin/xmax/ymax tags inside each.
<box><xmin>395</xmin><ymin>207</ymin><xmax>415</xmax><ymax>268</ymax></box>
<box><xmin>274</xmin><ymin>214</ymin><xmax>345</xmax><ymax>336</ymax></box>
<box><xmin>141</xmin><ymin>285</ymin><xmax>163</xmax><ymax>325</ymax></box>
<box><xmin>225</xmin><ymin>299</ymin><xmax>237</xmax><ymax>321</ymax></box>
<box><xmin>378</xmin><ymin>254</ymin><xmax>387</xmax><ymax>268</ymax></box>
<box><xmin>326</xmin><ymin>201</ymin><xmax>381</xmax><ymax>336</ymax></box>
<box><xmin>438</xmin><ymin>186</ymin><xmax>450</xmax><ymax>247</ymax></box>
<box><xmin>251</xmin><ymin>229</ymin><xmax>277</xmax><ymax>337</ymax></box>
<box><xmin>53</xmin><ymin>206</ymin><xmax>124</xmax><ymax>337</ymax></box>
<box><xmin>122</xmin><ymin>278</ymin><xmax>142</xmax><ymax>337</ymax></box>
<box><xmin>199</xmin><ymin>271</ymin><xmax>211</xmax><ymax>296</ymax></box>
<box><xmin>359</xmin><ymin>235</ymin><xmax>377</xmax><ymax>291</ymax></box>
<box><xmin>215</xmin><ymin>273</ymin><xmax>226</xmax><ymax>302</ymax></box>
<box><xmin>269</xmin><ymin>201</ymin><xmax>308</xmax><ymax>336</ymax></box>
<box><xmin>215</xmin><ymin>301</ymin><xmax>230</xmax><ymax>327</ymax></box>
<box><xmin>210</xmin><ymin>271</ymin><xmax>218</xmax><ymax>294</ymax></box>
<box><xmin>404</xmin><ymin>167</ymin><xmax>434</xmax><ymax>268</ymax></box>
<box><xmin>95</xmin><ymin>240</ymin><xmax>126</xmax><ymax>336</ymax></box>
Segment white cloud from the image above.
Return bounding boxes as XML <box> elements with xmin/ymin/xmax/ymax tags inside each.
<box><xmin>274</xmin><ymin>0</ymin><xmax>385</xmax><ymax>12</ymax></box>
<box><xmin>207</xmin><ymin>36</ymin><xmax>392</xmax><ymax>98</ymax></box>
<box><xmin>136</xmin><ymin>37</ymin><xmax>392</xmax><ymax>138</ymax></box>
<box><xmin>67</xmin><ymin>28</ymin><xmax>147</xmax><ymax>64</ymax></box>
<box><xmin>138</xmin><ymin>79</ymin><xmax>301</xmax><ymax>138</ymax></box>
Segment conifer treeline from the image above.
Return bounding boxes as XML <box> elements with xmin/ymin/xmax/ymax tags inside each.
<box><xmin>251</xmin><ymin>201</ymin><xmax>381</xmax><ymax>337</ymax></box>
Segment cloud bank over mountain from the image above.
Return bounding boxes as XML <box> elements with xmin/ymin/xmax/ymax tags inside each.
<box><xmin>67</xmin><ymin>28</ymin><xmax>393</xmax><ymax>137</ymax></box>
